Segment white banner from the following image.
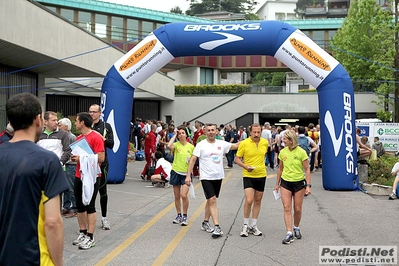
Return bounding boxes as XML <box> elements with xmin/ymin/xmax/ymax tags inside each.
<box><xmin>274</xmin><ymin>30</ymin><xmax>339</xmax><ymax>88</ymax></box>
<box><xmin>356</xmin><ymin>122</ymin><xmax>399</xmax><ymax>152</ymax></box>
<box><xmin>114</xmin><ymin>34</ymin><xmax>174</xmax><ymax>88</ymax></box>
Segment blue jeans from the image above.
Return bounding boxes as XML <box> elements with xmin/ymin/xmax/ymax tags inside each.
<box><xmin>63</xmin><ymin>164</ymin><xmax>77</xmax><ymax>211</ymax></box>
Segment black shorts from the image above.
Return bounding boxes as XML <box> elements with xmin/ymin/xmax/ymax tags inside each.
<box><xmin>201</xmin><ymin>179</ymin><xmax>222</xmax><ymax>199</ymax></box>
<box><xmin>243</xmin><ymin>177</ymin><xmax>266</xmax><ymax>192</ymax></box>
<box><xmin>280</xmin><ymin>178</ymin><xmax>306</xmax><ymax>193</ymax></box>
<box><xmin>169</xmin><ymin>170</ymin><xmax>190</xmax><ymax>186</ymax></box>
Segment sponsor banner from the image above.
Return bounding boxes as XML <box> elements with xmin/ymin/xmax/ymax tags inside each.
<box><xmin>356</xmin><ymin>122</ymin><xmax>399</xmax><ymax>152</ymax></box>
<box><xmin>319</xmin><ymin>246</ymin><xmax>397</xmax><ymax>265</ymax></box>
<box><xmin>318</xmin><ymin>81</ymin><xmax>357</xmax><ymax>190</ymax></box>
<box><xmin>101</xmin><ymin>67</ymin><xmax>135</xmax><ymax>183</ymax></box>
<box><xmin>374</xmin><ymin>123</ymin><xmax>399</xmax><ymax>136</ymax></box>
<box><xmin>274</xmin><ymin>30</ymin><xmax>339</xmax><ymax>88</ymax></box>
<box><xmin>114</xmin><ymin>34</ymin><xmax>174</xmax><ymax>88</ymax></box>
<box><xmin>102</xmin><ymin>20</ymin><xmax>356</xmax><ymax>187</ymax></box>
<box><xmin>356</xmin><ymin>125</ymin><xmax>369</xmax><ymax>136</ymax></box>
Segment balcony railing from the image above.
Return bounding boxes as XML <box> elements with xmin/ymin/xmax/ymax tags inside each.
<box><xmin>305</xmin><ymin>7</ymin><xmax>327</xmax><ymax>15</ymax></box>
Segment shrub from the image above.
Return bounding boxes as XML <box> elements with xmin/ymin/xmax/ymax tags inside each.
<box><xmin>175</xmin><ymin>84</ymin><xmax>248</xmax><ymax>95</ymax></box>
<box><xmin>367</xmin><ymin>155</ymin><xmax>398</xmax><ymax>186</ymax></box>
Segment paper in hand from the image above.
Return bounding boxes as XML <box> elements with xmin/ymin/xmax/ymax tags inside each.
<box><xmin>273</xmin><ymin>190</ymin><xmax>281</xmax><ymax>200</ymax></box>
<box><xmin>189</xmin><ymin>182</ymin><xmax>196</xmax><ymax>199</ymax></box>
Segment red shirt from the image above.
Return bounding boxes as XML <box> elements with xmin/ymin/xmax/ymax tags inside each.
<box><xmin>75</xmin><ymin>130</ymin><xmax>105</xmax><ymax>178</ymax></box>
<box><xmin>144</xmin><ymin>131</ymin><xmax>157</xmax><ymax>154</ymax></box>
<box><xmin>193</xmin><ymin>128</ymin><xmax>203</xmax><ymax>146</ymax></box>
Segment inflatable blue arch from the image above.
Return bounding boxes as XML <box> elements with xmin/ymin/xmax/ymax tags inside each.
<box><xmin>101</xmin><ymin>20</ymin><xmax>358</xmax><ymax>190</ymax></box>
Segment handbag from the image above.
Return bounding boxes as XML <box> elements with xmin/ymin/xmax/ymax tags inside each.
<box><xmin>145</xmin><ymin>158</ymin><xmax>156</xmax><ymax>180</ymax></box>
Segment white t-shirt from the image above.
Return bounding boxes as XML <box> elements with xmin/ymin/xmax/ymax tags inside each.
<box><xmin>155</xmin><ymin>158</ymin><xmax>172</xmax><ymax>181</ymax></box>
<box><xmin>144</xmin><ymin>124</ymin><xmax>151</xmax><ymax>134</ymax></box>
<box><xmin>193</xmin><ymin>139</ymin><xmax>232</xmax><ymax>180</ymax></box>
<box><xmin>261</xmin><ymin>129</ymin><xmax>271</xmax><ymax>141</ymax></box>
<box><xmin>392</xmin><ymin>162</ymin><xmax>399</xmax><ymax>178</ymax></box>
<box><xmin>318</xmin><ymin>131</ymin><xmax>321</xmax><ymax>146</ymax></box>
<box><xmin>280</xmin><ymin>130</ymin><xmax>287</xmax><ymax>147</ymax></box>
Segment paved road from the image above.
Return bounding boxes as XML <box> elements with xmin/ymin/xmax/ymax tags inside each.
<box><xmin>62</xmin><ymin>159</ymin><xmax>398</xmax><ymax>266</ymax></box>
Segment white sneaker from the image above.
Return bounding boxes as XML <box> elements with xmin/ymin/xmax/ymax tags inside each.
<box><xmin>389</xmin><ymin>192</ymin><xmax>397</xmax><ymax>200</ymax></box>
<box><xmin>240</xmin><ymin>224</ymin><xmax>249</xmax><ymax>237</ymax></box>
<box><xmin>73</xmin><ymin>233</ymin><xmax>87</xmax><ymax>246</ymax></box>
<box><xmin>201</xmin><ymin>221</ymin><xmax>214</xmax><ymax>233</ymax></box>
<box><xmin>79</xmin><ymin>237</ymin><xmax>95</xmax><ymax>250</ymax></box>
<box><xmin>250</xmin><ymin>225</ymin><xmax>262</xmax><ymax>236</ymax></box>
<box><xmin>212</xmin><ymin>225</ymin><xmax>224</xmax><ymax>238</ymax></box>
<box><xmin>101</xmin><ymin>218</ymin><xmax>111</xmax><ymax>230</ymax></box>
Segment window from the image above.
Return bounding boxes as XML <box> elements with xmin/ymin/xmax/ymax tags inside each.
<box><xmin>111</xmin><ymin>16</ymin><xmax>124</xmax><ymax>40</ymax></box>
<box><xmin>301</xmin><ymin>31</ymin><xmax>310</xmax><ymax>37</ymax></box>
<box><xmin>45</xmin><ymin>6</ymin><xmax>57</xmax><ymax>13</ymax></box>
<box><xmin>78</xmin><ymin>11</ymin><xmax>91</xmax><ymax>32</ymax></box>
<box><xmin>127</xmin><ymin>19</ymin><xmax>139</xmax><ymax>41</ymax></box>
<box><xmin>275</xmin><ymin>12</ymin><xmax>285</xmax><ymax>20</ymax></box>
<box><xmin>156</xmin><ymin>23</ymin><xmax>164</xmax><ymax>29</ymax></box>
<box><xmin>328</xmin><ymin>30</ymin><xmax>337</xmax><ymax>40</ymax></box>
<box><xmin>95</xmin><ymin>14</ymin><xmax>108</xmax><ymax>39</ymax></box>
<box><xmin>60</xmin><ymin>8</ymin><xmax>74</xmax><ymax>22</ymax></box>
<box><xmin>312</xmin><ymin>31</ymin><xmax>325</xmax><ymax>48</ymax></box>
<box><xmin>200</xmin><ymin>68</ymin><xmax>214</xmax><ymax>85</ymax></box>
<box><xmin>141</xmin><ymin>21</ymin><xmax>153</xmax><ymax>39</ymax></box>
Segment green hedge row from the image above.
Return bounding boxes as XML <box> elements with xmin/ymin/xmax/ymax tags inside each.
<box><xmin>175</xmin><ymin>85</ymin><xmax>317</xmax><ymax>95</ymax></box>
<box><xmin>175</xmin><ymin>84</ymin><xmax>248</xmax><ymax>95</ymax></box>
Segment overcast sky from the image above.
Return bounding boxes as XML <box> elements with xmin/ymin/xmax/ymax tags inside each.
<box><xmin>104</xmin><ymin>0</ymin><xmax>263</xmax><ymax>13</ymax></box>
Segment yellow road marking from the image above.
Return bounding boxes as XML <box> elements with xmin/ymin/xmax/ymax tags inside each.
<box><xmin>96</xmin><ymin>172</ymin><xmax>233</xmax><ymax>265</ymax></box>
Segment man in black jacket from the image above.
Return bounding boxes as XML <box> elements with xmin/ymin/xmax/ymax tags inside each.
<box><xmin>89</xmin><ymin>104</ymin><xmax>114</xmax><ymax>230</ymax></box>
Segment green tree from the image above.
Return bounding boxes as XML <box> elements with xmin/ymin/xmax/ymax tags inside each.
<box><xmin>270</xmin><ymin>72</ymin><xmax>285</xmax><ymax>86</ymax></box>
<box><xmin>250</xmin><ymin>72</ymin><xmax>285</xmax><ymax>86</ymax></box>
<box><xmin>330</xmin><ymin>0</ymin><xmax>396</xmax><ymax>121</ymax></box>
<box><xmin>185</xmin><ymin>0</ymin><xmax>258</xmax><ymax>16</ymax></box>
<box><xmin>295</xmin><ymin>0</ymin><xmax>313</xmax><ymax>13</ymax></box>
<box><xmin>170</xmin><ymin>6</ymin><xmax>183</xmax><ymax>14</ymax></box>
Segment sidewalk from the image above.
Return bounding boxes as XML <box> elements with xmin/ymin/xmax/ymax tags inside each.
<box><xmin>62</xmin><ymin>159</ymin><xmax>398</xmax><ymax>265</ymax></box>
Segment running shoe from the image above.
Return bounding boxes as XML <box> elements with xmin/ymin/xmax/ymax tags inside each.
<box><xmin>212</xmin><ymin>225</ymin><xmax>224</xmax><ymax>238</ymax></box>
<box><xmin>79</xmin><ymin>237</ymin><xmax>96</xmax><ymax>250</ymax></box>
<box><xmin>73</xmin><ymin>233</ymin><xmax>87</xmax><ymax>246</ymax></box>
<box><xmin>173</xmin><ymin>214</ymin><xmax>182</xmax><ymax>224</ymax></box>
<box><xmin>250</xmin><ymin>225</ymin><xmax>262</xmax><ymax>236</ymax></box>
<box><xmin>389</xmin><ymin>192</ymin><xmax>397</xmax><ymax>200</ymax></box>
<box><xmin>101</xmin><ymin>218</ymin><xmax>111</xmax><ymax>230</ymax></box>
<box><xmin>294</xmin><ymin>228</ymin><xmax>302</xmax><ymax>239</ymax></box>
<box><xmin>240</xmin><ymin>224</ymin><xmax>249</xmax><ymax>237</ymax></box>
<box><xmin>181</xmin><ymin>215</ymin><xmax>188</xmax><ymax>226</ymax></box>
<box><xmin>201</xmin><ymin>221</ymin><xmax>214</xmax><ymax>233</ymax></box>
<box><xmin>282</xmin><ymin>233</ymin><xmax>294</xmax><ymax>244</ymax></box>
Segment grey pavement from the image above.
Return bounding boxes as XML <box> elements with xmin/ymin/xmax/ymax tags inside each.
<box><xmin>62</xmin><ymin>159</ymin><xmax>398</xmax><ymax>266</ymax></box>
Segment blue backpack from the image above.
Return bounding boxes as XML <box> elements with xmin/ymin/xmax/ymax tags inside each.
<box><xmin>135</xmin><ymin>150</ymin><xmax>145</xmax><ymax>161</ymax></box>
<box><xmin>298</xmin><ymin>136</ymin><xmax>310</xmax><ymax>156</ymax></box>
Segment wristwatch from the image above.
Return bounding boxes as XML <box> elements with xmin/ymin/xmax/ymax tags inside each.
<box><xmin>306</xmin><ymin>184</ymin><xmax>312</xmax><ymax>187</ymax></box>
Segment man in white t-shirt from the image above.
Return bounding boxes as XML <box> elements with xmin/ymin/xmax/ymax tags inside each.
<box><xmin>187</xmin><ymin>123</ymin><xmax>239</xmax><ymax>238</ymax></box>
<box><xmin>261</xmin><ymin>122</ymin><xmax>274</xmax><ymax>170</ymax></box>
